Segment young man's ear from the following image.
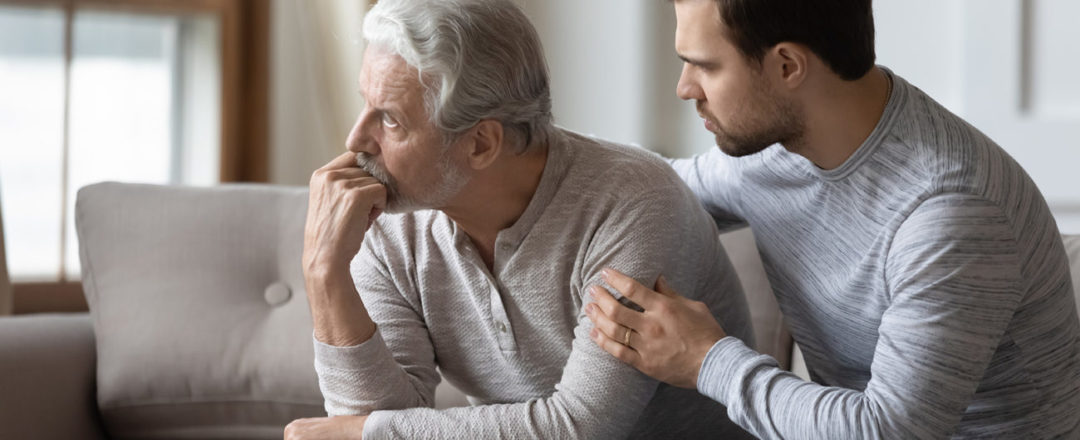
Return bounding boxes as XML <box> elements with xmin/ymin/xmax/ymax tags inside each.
<box><xmin>464</xmin><ymin>119</ymin><xmax>504</xmax><ymax>171</ymax></box>
<box><xmin>767</xmin><ymin>42</ymin><xmax>810</xmax><ymax>90</ymax></box>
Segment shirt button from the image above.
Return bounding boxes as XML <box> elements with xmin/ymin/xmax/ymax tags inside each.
<box><xmin>496</xmin><ymin>321</ymin><xmax>507</xmax><ymax>333</ymax></box>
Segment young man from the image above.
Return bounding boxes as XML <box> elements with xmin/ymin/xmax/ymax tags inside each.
<box><xmin>587</xmin><ymin>0</ymin><xmax>1080</xmax><ymax>438</ymax></box>
<box><xmin>285</xmin><ymin>0</ymin><xmax>754</xmax><ymax>438</ymax></box>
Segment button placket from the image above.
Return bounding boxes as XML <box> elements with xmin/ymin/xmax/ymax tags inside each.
<box><xmin>489</xmin><ymin>236</ymin><xmax>521</xmax><ymax>351</ymax></box>
<box><xmin>488</xmin><ymin>281</ymin><xmax>517</xmax><ymax>352</ymax></box>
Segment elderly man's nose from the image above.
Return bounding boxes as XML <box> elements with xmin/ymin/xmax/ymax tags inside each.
<box><xmin>346</xmin><ymin>117</ymin><xmax>378</xmax><ymax>155</ymax></box>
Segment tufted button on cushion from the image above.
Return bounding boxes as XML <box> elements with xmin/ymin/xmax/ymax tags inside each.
<box><xmin>264</xmin><ymin>282</ymin><xmax>292</xmax><ymax>306</ymax></box>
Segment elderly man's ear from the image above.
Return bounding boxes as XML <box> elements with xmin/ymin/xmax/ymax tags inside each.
<box><xmin>463</xmin><ymin>119</ymin><xmax>505</xmax><ymax>171</ymax></box>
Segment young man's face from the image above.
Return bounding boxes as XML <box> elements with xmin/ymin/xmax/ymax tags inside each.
<box><xmin>673</xmin><ymin>0</ymin><xmax>802</xmax><ymax>157</ymax></box>
<box><xmin>346</xmin><ymin>45</ymin><xmax>468</xmax><ymax>213</ymax></box>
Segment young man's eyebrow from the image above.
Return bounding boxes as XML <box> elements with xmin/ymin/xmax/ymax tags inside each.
<box><xmin>677</xmin><ymin>53</ymin><xmax>718</xmax><ymax>69</ymax></box>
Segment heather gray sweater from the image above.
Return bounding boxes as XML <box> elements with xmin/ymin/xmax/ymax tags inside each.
<box><xmin>673</xmin><ymin>70</ymin><xmax>1080</xmax><ymax>439</ymax></box>
<box><xmin>314</xmin><ymin>130</ymin><xmax>755</xmax><ymax>439</ymax></box>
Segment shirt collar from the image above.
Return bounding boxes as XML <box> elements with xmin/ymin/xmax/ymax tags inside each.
<box><xmin>496</xmin><ymin>129</ymin><xmax>572</xmax><ymax>247</ymax></box>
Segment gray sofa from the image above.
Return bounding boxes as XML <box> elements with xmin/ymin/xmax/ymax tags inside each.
<box><xmin>0</xmin><ymin>182</ymin><xmax>1077</xmax><ymax>439</ymax></box>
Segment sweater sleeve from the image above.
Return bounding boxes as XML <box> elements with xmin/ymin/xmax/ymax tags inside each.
<box><xmin>696</xmin><ymin>193</ymin><xmax>1026</xmax><ymax>439</ymax></box>
<box><xmin>667</xmin><ymin>148</ymin><xmax>746</xmax><ymax>230</ymax></box>
<box><xmin>313</xmin><ymin>231</ymin><xmax>441</xmax><ymax>417</ymax></box>
<box><xmin>317</xmin><ymin>183</ymin><xmax>728</xmax><ymax>439</ymax></box>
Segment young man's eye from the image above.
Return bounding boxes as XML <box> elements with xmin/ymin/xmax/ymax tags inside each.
<box><xmin>381</xmin><ymin>112</ymin><xmax>399</xmax><ymax>128</ymax></box>
<box><xmin>695</xmin><ymin>62</ymin><xmax>718</xmax><ymax>73</ymax></box>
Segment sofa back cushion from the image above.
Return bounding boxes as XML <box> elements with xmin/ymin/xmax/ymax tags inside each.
<box><xmin>76</xmin><ymin>182</ymin><xmax>323</xmax><ymax>439</ymax></box>
<box><xmin>719</xmin><ymin>228</ymin><xmax>792</xmax><ymax>368</ymax></box>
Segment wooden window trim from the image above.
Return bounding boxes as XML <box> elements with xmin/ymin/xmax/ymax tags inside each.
<box><xmin>11</xmin><ymin>282</ymin><xmax>85</xmax><ymax>315</ymax></box>
<box><xmin>2</xmin><ymin>0</ymin><xmax>269</xmax><ymax>314</ymax></box>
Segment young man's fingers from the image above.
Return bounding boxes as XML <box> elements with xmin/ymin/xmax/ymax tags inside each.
<box><xmin>585</xmin><ymin>302</ymin><xmax>638</xmax><ymax>347</ymax></box>
<box><xmin>601</xmin><ymin>267</ymin><xmax>661</xmax><ymax>310</ymax></box>
<box><xmin>589</xmin><ymin>325</ymin><xmax>642</xmax><ymax>367</ymax></box>
<box><xmin>588</xmin><ymin>285</ymin><xmax>645</xmax><ymax>330</ymax></box>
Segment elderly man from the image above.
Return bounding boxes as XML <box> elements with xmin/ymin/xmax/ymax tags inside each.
<box><xmin>587</xmin><ymin>0</ymin><xmax>1080</xmax><ymax>438</ymax></box>
<box><xmin>284</xmin><ymin>0</ymin><xmax>753</xmax><ymax>438</ymax></box>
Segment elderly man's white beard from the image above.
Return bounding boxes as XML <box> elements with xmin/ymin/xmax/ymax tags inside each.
<box><xmin>355</xmin><ymin>150</ymin><xmax>469</xmax><ymax>214</ymax></box>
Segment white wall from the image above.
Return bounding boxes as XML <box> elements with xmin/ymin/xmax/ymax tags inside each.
<box><xmin>521</xmin><ymin>0</ymin><xmax>711</xmax><ymax>158</ymax></box>
<box><xmin>874</xmin><ymin>1</ymin><xmax>966</xmax><ymax>114</ymax></box>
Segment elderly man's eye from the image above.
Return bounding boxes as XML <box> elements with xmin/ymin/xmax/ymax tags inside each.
<box><xmin>381</xmin><ymin>112</ymin><xmax>399</xmax><ymax>128</ymax></box>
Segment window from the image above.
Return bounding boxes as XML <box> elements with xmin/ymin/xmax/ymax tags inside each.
<box><xmin>0</xmin><ymin>0</ymin><xmax>268</xmax><ymax>312</ymax></box>
<box><xmin>0</xmin><ymin>5</ymin><xmax>66</xmax><ymax>283</ymax></box>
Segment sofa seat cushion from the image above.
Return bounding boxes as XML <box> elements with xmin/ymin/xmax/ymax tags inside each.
<box><xmin>76</xmin><ymin>183</ymin><xmax>324</xmax><ymax>439</ymax></box>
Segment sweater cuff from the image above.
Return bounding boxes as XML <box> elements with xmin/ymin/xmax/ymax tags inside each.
<box><xmin>696</xmin><ymin>336</ymin><xmax>760</xmax><ymax>405</ymax></box>
<box><xmin>362</xmin><ymin>410</ymin><xmax>392</xmax><ymax>440</ymax></box>
<box><xmin>312</xmin><ymin>329</ymin><xmax>404</xmax><ymax>417</ymax></box>
<box><xmin>312</xmin><ymin>329</ymin><xmax>392</xmax><ymax>372</ymax></box>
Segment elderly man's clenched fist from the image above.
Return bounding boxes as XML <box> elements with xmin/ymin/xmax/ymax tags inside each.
<box><xmin>303</xmin><ymin>151</ymin><xmax>387</xmax><ymax>276</ymax></box>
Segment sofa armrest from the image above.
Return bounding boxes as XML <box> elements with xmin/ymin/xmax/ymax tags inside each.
<box><xmin>0</xmin><ymin>313</ymin><xmax>106</xmax><ymax>440</ymax></box>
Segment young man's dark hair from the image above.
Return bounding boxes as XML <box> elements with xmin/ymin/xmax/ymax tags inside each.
<box><xmin>710</xmin><ymin>0</ymin><xmax>876</xmax><ymax>80</ymax></box>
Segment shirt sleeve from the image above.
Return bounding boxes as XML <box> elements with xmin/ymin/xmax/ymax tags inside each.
<box><xmin>319</xmin><ymin>181</ymin><xmax>733</xmax><ymax>439</ymax></box>
<box><xmin>696</xmin><ymin>193</ymin><xmax>1027</xmax><ymax>439</ymax></box>
<box><xmin>312</xmin><ymin>229</ymin><xmax>441</xmax><ymax>417</ymax></box>
<box><xmin>667</xmin><ymin>148</ymin><xmax>747</xmax><ymax>230</ymax></box>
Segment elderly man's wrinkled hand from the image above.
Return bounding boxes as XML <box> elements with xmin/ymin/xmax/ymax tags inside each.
<box><xmin>284</xmin><ymin>415</ymin><xmax>367</xmax><ymax>440</ymax></box>
<box><xmin>303</xmin><ymin>151</ymin><xmax>387</xmax><ymax>277</ymax></box>
<box><xmin>584</xmin><ymin>268</ymin><xmax>727</xmax><ymax>389</ymax></box>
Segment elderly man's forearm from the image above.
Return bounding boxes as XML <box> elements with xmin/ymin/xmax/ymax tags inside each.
<box><xmin>305</xmin><ymin>269</ymin><xmax>377</xmax><ymax>347</ymax></box>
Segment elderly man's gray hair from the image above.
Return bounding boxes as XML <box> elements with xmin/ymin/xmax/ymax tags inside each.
<box><xmin>363</xmin><ymin>0</ymin><xmax>555</xmax><ymax>152</ymax></box>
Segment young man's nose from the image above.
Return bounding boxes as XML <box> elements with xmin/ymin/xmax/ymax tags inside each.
<box><xmin>676</xmin><ymin>65</ymin><xmax>705</xmax><ymax>102</ymax></box>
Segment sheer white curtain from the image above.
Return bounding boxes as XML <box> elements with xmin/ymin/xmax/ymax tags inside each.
<box><xmin>269</xmin><ymin>0</ymin><xmax>367</xmax><ymax>185</ymax></box>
